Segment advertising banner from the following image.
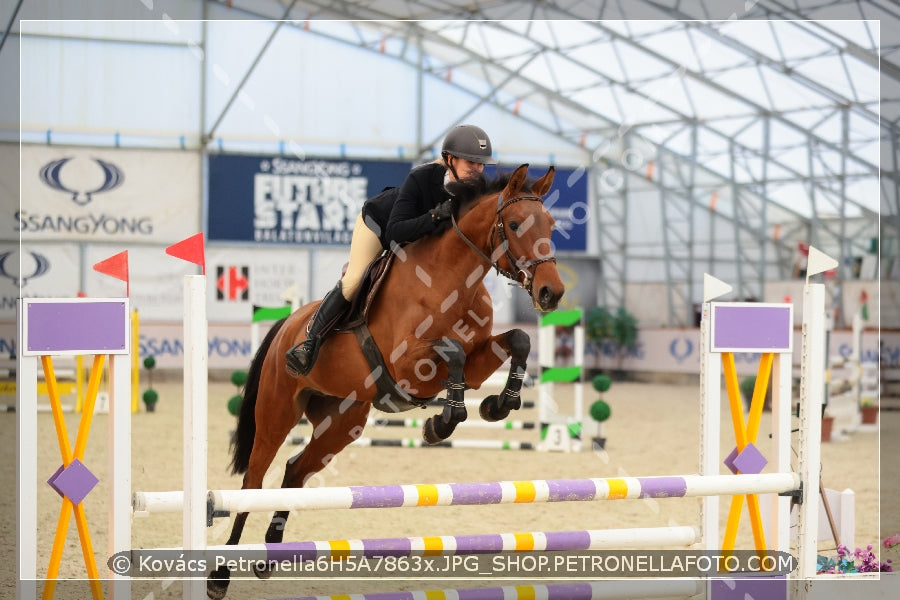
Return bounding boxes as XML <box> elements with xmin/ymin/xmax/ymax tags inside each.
<box><xmin>0</xmin><ymin>143</ymin><xmax>17</xmax><ymax>242</ymax></box>
<box><xmin>205</xmin><ymin>246</ymin><xmax>314</xmax><ymax>322</ymax></box>
<box><xmin>208</xmin><ymin>154</ymin><xmax>412</xmax><ymax>245</ymax></box>
<box><xmin>0</xmin><ymin>243</ymin><xmax>82</xmax><ymax>319</ymax></box>
<box><xmin>84</xmin><ymin>245</ymin><xmax>321</xmax><ymax>322</ymax></box>
<box><xmin>533</xmin><ymin>166</ymin><xmax>589</xmax><ymax>253</ymax></box>
<box><xmin>18</xmin><ymin>145</ymin><xmax>200</xmax><ymax>243</ymax></box>
<box><xmin>486</xmin><ymin>164</ymin><xmax>589</xmax><ymax>253</ymax></box>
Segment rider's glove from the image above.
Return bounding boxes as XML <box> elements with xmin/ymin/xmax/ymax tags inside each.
<box><xmin>430</xmin><ymin>199</ymin><xmax>454</xmax><ymax>222</ymax></box>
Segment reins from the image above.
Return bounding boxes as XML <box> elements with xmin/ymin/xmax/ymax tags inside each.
<box><xmin>450</xmin><ymin>191</ymin><xmax>557</xmax><ymax>296</ymax></box>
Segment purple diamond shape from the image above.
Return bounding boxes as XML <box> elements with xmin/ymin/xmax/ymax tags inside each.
<box><xmin>47</xmin><ymin>464</ymin><xmax>66</xmax><ymax>498</ymax></box>
<box><xmin>723</xmin><ymin>447</ymin><xmax>739</xmax><ymax>474</ymax></box>
<box><xmin>47</xmin><ymin>459</ymin><xmax>99</xmax><ymax>505</ymax></box>
<box><xmin>711</xmin><ymin>577</ymin><xmax>787</xmax><ymax>600</ymax></box>
<box><xmin>732</xmin><ymin>442</ymin><xmax>768</xmax><ymax>475</ymax></box>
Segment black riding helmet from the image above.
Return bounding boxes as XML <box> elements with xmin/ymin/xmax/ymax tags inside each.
<box><xmin>441</xmin><ymin>124</ymin><xmax>498</xmax><ymax>165</ymax></box>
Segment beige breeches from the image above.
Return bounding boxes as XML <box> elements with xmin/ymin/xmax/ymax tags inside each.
<box><xmin>339</xmin><ymin>213</ymin><xmax>383</xmax><ymax>300</ymax></box>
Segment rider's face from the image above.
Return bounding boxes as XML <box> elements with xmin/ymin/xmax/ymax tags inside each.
<box><xmin>449</xmin><ymin>156</ymin><xmax>485</xmax><ymax>180</ymax></box>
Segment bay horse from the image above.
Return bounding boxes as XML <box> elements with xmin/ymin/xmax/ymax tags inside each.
<box><xmin>207</xmin><ymin>164</ymin><xmax>564</xmax><ymax>598</ymax></box>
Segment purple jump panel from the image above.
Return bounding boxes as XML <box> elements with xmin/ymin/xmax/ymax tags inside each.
<box><xmin>710</xmin><ymin>303</ymin><xmax>792</xmax><ymax>353</ymax></box>
<box><xmin>25</xmin><ymin>300</ymin><xmax>128</xmax><ymax>355</ymax></box>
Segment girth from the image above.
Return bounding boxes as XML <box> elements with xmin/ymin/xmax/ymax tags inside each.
<box><xmin>352</xmin><ymin>322</ymin><xmax>435</xmax><ymax>413</ymax></box>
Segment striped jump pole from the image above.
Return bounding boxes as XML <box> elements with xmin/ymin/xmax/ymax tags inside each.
<box><xmin>299</xmin><ymin>416</ymin><xmax>537</xmax><ymax>430</ymax></box>
<box><xmin>132</xmin><ymin>472</ymin><xmax>799</xmax><ymax>516</ymax></box>
<box><xmin>278</xmin><ymin>580</ymin><xmax>705</xmax><ymax>600</ymax></box>
<box><xmin>284</xmin><ymin>436</ymin><xmax>536</xmax><ymax>450</ymax></box>
<box><xmin>211</xmin><ymin>525</ymin><xmax>699</xmax><ymax>558</ymax></box>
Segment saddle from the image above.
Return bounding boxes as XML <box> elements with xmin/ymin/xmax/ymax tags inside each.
<box><xmin>334</xmin><ymin>250</ymin><xmax>394</xmax><ymax>332</ymax></box>
<box><xmin>328</xmin><ymin>251</ymin><xmax>435</xmax><ymax>412</ymax></box>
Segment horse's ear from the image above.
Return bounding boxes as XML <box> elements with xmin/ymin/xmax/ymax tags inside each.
<box><xmin>532</xmin><ymin>166</ymin><xmax>555</xmax><ymax>197</ymax></box>
<box><xmin>504</xmin><ymin>164</ymin><xmax>530</xmax><ymax>197</ymax></box>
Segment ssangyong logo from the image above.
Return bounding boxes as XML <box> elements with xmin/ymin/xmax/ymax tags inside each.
<box><xmin>0</xmin><ymin>250</ymin><xmax>50</xmax><ymax>287</ymax></box>
<box><xmin>39</xmin><ymin>157</ymin><xmax>124</xmax><ymax>206</ymax></box>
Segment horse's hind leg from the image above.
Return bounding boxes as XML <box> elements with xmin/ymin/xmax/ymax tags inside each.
<box><xmin>470</xmin><ymin>329</ymin><xmax>530</xmax><ymax>422</ymax></box>
<box><xmin>207</xmin><ymin>397</ymin><xmax>300</xmax><ymax>598</ymax></box>
<box><xmin>253</xmin><ymin>395</ymin><xmax>371</xmax><ymax>578</ymax></box>
<box><xmin>423</xmin><ymin>337</ymin><xmax>468</xmax><ymax>444</ymax></box>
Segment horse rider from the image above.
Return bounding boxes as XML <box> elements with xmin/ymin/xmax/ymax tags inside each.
<box><xmin>285</xmin><ymin>124</ymin><xmax>498</xmax><ymax>377</ymax></box>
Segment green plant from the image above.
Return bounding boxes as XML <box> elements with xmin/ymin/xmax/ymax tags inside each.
<box><xmin>142</xmin><ymin>388</ymin><xmax>158</xmax><ymax>412</ymax></box>
<box><xmin>142</xmin><ymin>355</ymin><xmax>158</xmax><ymax>412</ymax></box>
<box><xmin>739</xmin><ymin>376</ymin><xmax>756</xmax><ymax>402</ymax></box>
<box><xmin>611</xmin><ymin>307</ymin><xmax>638</xmax><ymax>351</ymax></box>
<box><xmin>586</xmin><ymin>306</ymin><xmax>614</xmax><ymax>344</ymax></box>
<box><xmin>587</xmin><ymin>306</ymin><xmax>638</xmax><ymax>374</ymax></box>
<box><xmin>227</xmin><ymin>370</ymin><xmax>248</xmax><ymax>416</ymax></box>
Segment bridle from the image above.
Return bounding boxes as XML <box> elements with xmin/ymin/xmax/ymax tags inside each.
<box><xmin>450</xmin><ymin>191</ymin><xmax>557</xmax><ymax>295</ymax></box>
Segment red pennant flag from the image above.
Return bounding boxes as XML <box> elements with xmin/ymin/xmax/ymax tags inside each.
<box><xmin>166</xmin><ymin>233</ymin><xmax>206</xmax><ymax>274</ymax></box>
<box><xmin>93</xmin><ymin>250</ymin><xmax>130</xmax><ymax>296</ymax></box>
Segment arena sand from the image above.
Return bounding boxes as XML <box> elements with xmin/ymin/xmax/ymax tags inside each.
<box><xmin>1</xmin><ymin>378</ymin><xmax>897</xmax><ymax>599</ymax></box>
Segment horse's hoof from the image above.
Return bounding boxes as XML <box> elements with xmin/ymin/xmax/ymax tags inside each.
<box><xmin>479</xmin><ymin>395</ymin><xmax>509</xmax><ymax>422</ymax></box>
<box><xmin>206</xmin><ymin>568</ymin><xmax>231</xmax><ymax>599</ymax></box>
<box><xmin>253</xmin><ymin>561</ymin><xmax>275</xmax><ymax>580</ymax></box>
<box><xmin>422</xmin><ymin>415</ymin><xmax>456</xmax><ymax>444</ymax></box>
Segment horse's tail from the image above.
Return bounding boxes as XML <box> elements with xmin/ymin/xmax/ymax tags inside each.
<box><xmin>230</xmin><ymin>316</ymin><xmax>288</xmax><ymax>475</ymax></box>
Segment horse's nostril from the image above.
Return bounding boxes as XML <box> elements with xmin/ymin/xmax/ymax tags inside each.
<box><xmin>539</xmin><ymin>286</ymin><xmax>554</xmax><ymax>306</ymax></box>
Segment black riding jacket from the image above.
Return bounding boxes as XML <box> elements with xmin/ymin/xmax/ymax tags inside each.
<box><xmin>361</xmin><ymin>162</ymin><xmax>451</xmax><ymax>249</ymax></box>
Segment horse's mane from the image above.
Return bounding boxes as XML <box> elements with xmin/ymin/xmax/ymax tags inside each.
<box><xmin>445</xmin><ymin>170</ymin><xmax>537</xmax><ymax>217</ymax></box>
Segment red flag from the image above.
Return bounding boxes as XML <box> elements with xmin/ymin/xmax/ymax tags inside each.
<box><xmin>93</xmin><ymin>251</ymin><xmax>129</xmax><ymax>295</ymax></box>
<box><xmin>166</xmin><ymin>233</ymin><xmax>206</xmax><ymax>275</ymax></box>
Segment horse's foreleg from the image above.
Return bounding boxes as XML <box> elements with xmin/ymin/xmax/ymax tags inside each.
<box><xmin>423</xmin><ymin>337</ymin><xmax>467</xmax><ymax>444</ymax></box>
<box><xmin>473</xmin><ymin>329</ymin><xmax>530</xmax><ymax>422</ymax></box>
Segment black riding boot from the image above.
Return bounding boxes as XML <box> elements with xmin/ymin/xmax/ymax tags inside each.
<box><xmin>285</xmin><ymin>282</ymin><xmax>351</xmax><ymax>377</ymax></box>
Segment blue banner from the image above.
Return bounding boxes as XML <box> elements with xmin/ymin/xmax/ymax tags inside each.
<box><xmin>208</xmin><ymin>154</ymin><xmax>412</xmax><ymax>245</ymax></box>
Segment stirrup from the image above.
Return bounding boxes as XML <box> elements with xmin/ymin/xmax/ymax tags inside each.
<box><xmin>285</xmin><ymin>338</ymin><xmax>318</xmax><ymax>378</ymax></box>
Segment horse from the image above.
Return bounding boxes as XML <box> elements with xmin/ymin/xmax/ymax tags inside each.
<box><xmin>207</xmin><ymin>164</ymin><xmax>565</xmax><ymax>598</ymax></box>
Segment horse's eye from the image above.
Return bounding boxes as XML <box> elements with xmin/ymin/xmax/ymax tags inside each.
<box><xmin>508</xmin><ymin>221</ymin><xmax>519</xmax><ymax>231</ymax></box>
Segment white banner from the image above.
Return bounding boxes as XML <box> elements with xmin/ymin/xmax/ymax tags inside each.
<box><xmin>19</xmin><ymin>145</ymin><xmax>199</xmax><ymax>242</ymax></box>
<box><xmin>86</xmin><ymin>245</ymin><xmax>321</xmax><ymax>322</ymax></box>
<box><xmin>584</xmin><ymin>328</ymin><xmax>885</xmax><ymax>375</ymax></box>
<box><xmin>0</xmin><ymin>143</ymin><xmax>17</xmax><ymax>242</ymax></box>
<box><xmin>206</xmin><ymin>246</ymin><xmax>312</xmax><ymax>322</ymax></box>
<box><xmin>85</xmin><ymin>245</ymin><xmax>193</xmax><ymax>320</ymax></box>
<box><xmin>0</xmin><ymin>242</ymin><xmax>82</xmax><ymax>318</ymax></box>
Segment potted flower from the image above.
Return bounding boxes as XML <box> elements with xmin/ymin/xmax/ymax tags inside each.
<box><xmin>817</xmin><ymin>537</ymin><xmax>897</xmax><ymax>573</ymax></box>
<box><xmin>821</xmin><ymin>409</ymin><xmax>835</xmax><ymax>443</ymax></box>
<box><xmin>860</xmin><ymin>396</ymin><xmax>878</xmax><ymax>425</ymax></box>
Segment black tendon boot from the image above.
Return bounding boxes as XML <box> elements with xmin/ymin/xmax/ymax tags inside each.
<box><xmin>285</xmin><ymin>282</ymin><xmax>351</xmax><ymax>377</ymax></box>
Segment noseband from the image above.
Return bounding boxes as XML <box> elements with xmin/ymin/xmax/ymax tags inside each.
<box><xmin>450</xmin><ymin>191</ymin><xmax>557</xmax><ymax>296</ymax></box>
